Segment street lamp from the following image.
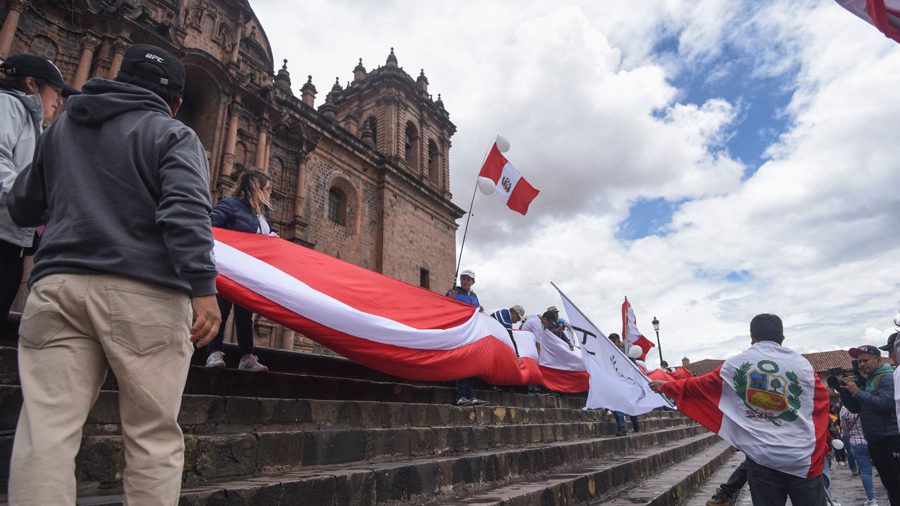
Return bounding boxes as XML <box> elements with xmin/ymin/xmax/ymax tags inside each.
<box><xmin>651</xmin><ymin>316</ymin><xmax>663</xmax><ymax>365</ymax></box>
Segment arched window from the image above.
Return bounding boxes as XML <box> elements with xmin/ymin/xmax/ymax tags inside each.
<box><xmin>427</xmin><ymin>139</ymin><xmax>440</xmax><ymax>184</ymax></box>
<box><xmin>404</xmin><ymin>121</ymin><xmax>419</xmax><ymax>171</ymax></box>
<box><xmin>328</xmin><ymin>188</ymin><xmax>346</xmax><ymax>226</ymax></box>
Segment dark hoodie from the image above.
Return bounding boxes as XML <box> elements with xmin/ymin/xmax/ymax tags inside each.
<box><xmin>7</xmin><ymin>78</ymin><xmax>217</xmax><ymax>295</ymax></box>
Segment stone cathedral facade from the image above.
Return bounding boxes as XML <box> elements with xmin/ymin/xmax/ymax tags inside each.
<box><xmin>0</xmin><ymin>0</ymin><xmax>463</xmax><ymax>351</ymax></box>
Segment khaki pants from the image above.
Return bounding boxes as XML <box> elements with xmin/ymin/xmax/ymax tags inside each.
<box><xmin>8</xmin><ymin>273</ymin><xmax>193</xmax><ymax>506</ymax></box>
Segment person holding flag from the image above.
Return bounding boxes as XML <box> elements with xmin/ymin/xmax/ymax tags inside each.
<box><xmin>649</xmin><ymin>314</ymin><xmax>829</xmax><ymax>505</ymax></box>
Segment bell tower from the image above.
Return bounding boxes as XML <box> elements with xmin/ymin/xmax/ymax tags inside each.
<box><xmin>327</xmin><ymin>48</ymin><xmax>455</xmax><ymax>194</ymax></box>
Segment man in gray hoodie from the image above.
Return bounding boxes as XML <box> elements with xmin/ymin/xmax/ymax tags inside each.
<box><xmin>6</xmin><ymin>44</ymin><xmax>220</xmax><ymax>505</ymax></box>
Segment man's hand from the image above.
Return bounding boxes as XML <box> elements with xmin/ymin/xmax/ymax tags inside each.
<box><xmin>649</xmin><ymin>380</ymin><xmax>667</xmax><ymax>393</ymax></box>
<box><xmin>190</xmin><ymin>295</ymin><xmax>221</xmax><ymax>348</ymax></box>
<box><xmin>447</xmin><ymin>289</ymin><xmax>458</xmax><ymax>298</ymax></box>
<box><xmin>842</xmin><ymin>377</ymin><xmax>860</xmax><ymax>395</ymax></box>
<box><xmin>567</xmin><ymin>341</ymin><xmax>574</xmax><ymax>351</ymax></box>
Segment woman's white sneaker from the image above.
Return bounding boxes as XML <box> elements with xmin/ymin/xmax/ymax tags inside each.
<box><xmin>239</xmin><ymin>355</ymin><xmax>268</xmax><ymax>372</ymax></box>
<box><xmin>205</xmin><ymin>351</ymin><xmax>226</xmax><ymax>368</ymax></box>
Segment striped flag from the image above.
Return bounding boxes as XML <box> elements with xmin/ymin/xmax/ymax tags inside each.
<box><xmin>213</xmin><ymin>228</ymin><xmax>531</xmax><ymax>384</ymax></box>
<box><xmin>478</xmin><ymin>142</ymin><xmax>540</xmax><ymax>215</ymax></box>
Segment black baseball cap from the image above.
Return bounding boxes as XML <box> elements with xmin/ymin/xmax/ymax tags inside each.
<box><xmin>1</xmin><ymin>54</ymin><xmax>79</xmax><ymax>96</ymax></box>
<box><xmin>849</xmin><ymin>345</ymin><xmax>881</xmax><ymax>358</ymax></box>
<box><xmin>879</xmin><ymin>332</ymin><xmax>899</xmax><ymax>351</ymax></box>
<box><xmin>116</xmin><ymin>44</ymin><xmax>185</xmax><ymax>93</ymax></box>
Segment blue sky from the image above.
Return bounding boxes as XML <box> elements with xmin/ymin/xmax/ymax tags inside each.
<box><xmin>258</xmin><ymin>0</ymin><xmax>900</xmax><ymax>362</ymax></box>
<box><xmin>618</xmin><ymin>35</ymin><xmax>799</xmax><ymax>242</ymax></box>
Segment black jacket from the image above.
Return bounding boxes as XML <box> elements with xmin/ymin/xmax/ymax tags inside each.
<box><xmin>210</xmin><ymin>197</ymin><xmax>262</xmax><ymax>233</ymax></box>
<box><xmin>840</xmin><ymin>365</ymin><xmax>899</xmax><ymax>443</ymax></box>
<box><xmin>8</xmin><ymin>78</ymin><xmax>216</xmax><ymax>296</ymax></box>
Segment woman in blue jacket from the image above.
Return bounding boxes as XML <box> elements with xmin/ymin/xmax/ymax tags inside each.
<box><xmin>205</xmin><ymin>171</ymin><xmax>275</xmax><ymax>372</ymax></box>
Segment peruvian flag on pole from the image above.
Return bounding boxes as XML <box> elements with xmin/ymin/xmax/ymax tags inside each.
<box><xmin>622</xmin><ymin>297</ymin><xmax>656</xmax><ymax>361</ymax></box>
<box><xmin>660</xmin><ymin>341</ymin><xmax>830</xmax><ymax>478</ymax></box>
<box><xmin>478</xmin><ymin>141</ymin><xmax>540</xmax><ymax>215</ymax></box>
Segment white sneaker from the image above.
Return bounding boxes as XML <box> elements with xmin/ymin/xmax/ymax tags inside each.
<box><xmin>456</xmin><ymin>397</ymin><xmax>473</xmax><ymax>406</ymax></box>
<box><xmin>238</xmin><ymin>355</ymin><xmax>268</xmax><ymax>372</ymax></box>
<box><xmin>865</xmin><ymin>500</ymin><xmax>878</xmax><ymax>506</ymax></box>
<box><xmin>206</xmin><ymin>351</ymin><xmax>226</xmax><ymax>368</ymax></box>
<box><xmin>470</xmin><ymin>398</ymin><xmax>489</xmax><ymax>406</ymax></box>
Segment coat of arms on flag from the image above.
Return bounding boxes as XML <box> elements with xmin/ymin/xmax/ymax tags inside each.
<box><xmin>734</xmin><ymin>360</ymin><xmax>802</xmax><ymax>425</ymax></box>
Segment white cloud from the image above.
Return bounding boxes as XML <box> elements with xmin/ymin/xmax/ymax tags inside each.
<box><xmin>252</xmin><ymin>0</ymin><xmax>900</xmax><ymax>367</ymax></box>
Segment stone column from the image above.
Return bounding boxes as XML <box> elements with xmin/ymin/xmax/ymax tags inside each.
<box><xmin>107</xmin><ymin>38</ymin><xmax>128</xmax><ymax>79</ymax></box>
<box><xmin>279</xmin><ymin>329</ymin><xmax>296</xmax><ymax>351</ymax></box>
<box><xmin>72</xmin><ymin>35</ymin><xmax>100</xmax><ymax>90</ymax></box>
<box><xmin>230</xmin><ymin>15</ymin><xmax>245</xmax><ymax>64</ymax></box>
<box><xmin>293</xmin><ymin>156</ymin><xmax>307</xmax><ymax>218</ymax></box>
<box><xmin>221</xmin><ymin>96</ymin><xmax>241</xmax><ymax>177</ymax></box>
<box><xmin>0</xmin><ymin>0</ymin><xmax>27</xmax><ymax>59</ymax></box>
<box><xmin>254</xmin><ymin>120</ymin><xmax>268</xmax><ymax>172</ymax></box>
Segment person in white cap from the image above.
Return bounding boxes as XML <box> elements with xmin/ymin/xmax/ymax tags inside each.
<box><xmin>446</xmin><ymin>269</ymin><xmax>487</xmax><ymax>406</ymax></box>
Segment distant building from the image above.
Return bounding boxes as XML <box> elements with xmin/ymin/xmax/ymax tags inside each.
<box><xmin>681</xmin><ymin>351</ymin><xmax>893</xmax><ymax>396</ymax></box>
<box><xmin>1</xmin><ymin>0</ymin><xmax>464</xmax><ymax>352</ymax></box>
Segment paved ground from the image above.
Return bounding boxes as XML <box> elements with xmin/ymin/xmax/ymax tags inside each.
<box><xmin>688</xmin><ymin>452</ymin><xmax>890</xmax><ymax>506</ymax></box>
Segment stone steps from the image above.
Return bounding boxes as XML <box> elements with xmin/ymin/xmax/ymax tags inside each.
<box><xmin>0</xmin><ymin>342</ymin><xmax>733</xmax><ymax>506</ymax></box>
<box><xmin>61</xmin><ymin>426</ymin><xmax>713</xmax><ymax>505</ymax></box>
<box><xmin>425</xmin><ymin>433</ymin><xmax>727</xmax><ymax>506</ymax></box>
<box><xmin>596</xmin><ymin>441</ymin><xmax>735</xmax><ymax>505</ymax></box>
<box><xmin>682</xmin><ymin>451</ymin><xmax>746</xmax><ymax>506</ymax></box>
<box><xmin>1</xmin><ymin>385</ymin><xmax>672</xmax><ymax>434</ymax></box>
<box><xmin>0</xmin><ymin>413</ymin><xmax>691</xmax><ymax>493</ymax></box>
<box><xmin>0</xmin><ymin>346</ymin><xmax>585</xmax><ymax>410</ymax></box>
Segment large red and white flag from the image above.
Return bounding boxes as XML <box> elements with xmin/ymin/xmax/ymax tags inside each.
<box><xmin>836</xmin><ymin>0</ymin><xmax>900</xmax><ymax>43</ymax></box>
<box><xmin>213</xmin><ymin>228</ymin><xmax>530</xmax><ymax>385</ymax></box>
<box><xmin>478</xmin><ymin>142</ymin><xmax>540</xmax><ymax>215</ymax></box>
<box><xmin>660</xmin><ymin>341</ymin><xmax>830</xmax><ymax>478</ymax></box>
<box><xmin>621</xmin><ymin>297</ymin><xmax>656</xmax><ymax>361</ymax></box>
<box><xmin>556</xmin><ymin>287</ymin><xmax>671</xmax><ymax>415</ymax></box>
<box><xmin>518</xmin><ymin>316</ymin><xmax>589</xmax><ymax>392</ymax></box>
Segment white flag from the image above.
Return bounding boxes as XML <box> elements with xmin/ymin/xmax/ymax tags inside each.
<box><xmin>555</xmin><ymin>285</ymin><xmax>671</xmax><ymax>415</ymax></box>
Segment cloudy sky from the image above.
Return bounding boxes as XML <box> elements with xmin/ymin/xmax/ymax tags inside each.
<box><xmin>253</xmin><ymin>0</ymin><xmax>900</xmax><ymax>365</ymax></box>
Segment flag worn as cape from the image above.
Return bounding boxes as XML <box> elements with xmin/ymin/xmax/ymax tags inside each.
<box><xmin>661</xmin><ymin>341</ymin><xmax>830</xmax><ymax>478</ymax></box>
<box><xmin>478</xmin><ymin>142</ymin><xmax>540</xmax><ymax>215</ymax></box>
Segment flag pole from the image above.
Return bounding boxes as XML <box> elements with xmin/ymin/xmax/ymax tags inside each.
<box><xmin>454</xmin><ymin>178</ymin><xmax>480</xmax><ymax>282</ymax></box>
<box><xmin>454</xmin><ymin>137</ymin><xmax>501</xmax><ymax>282</ymax></box>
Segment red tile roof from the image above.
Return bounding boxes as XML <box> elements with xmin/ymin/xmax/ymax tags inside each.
<box><xmin>683</xmin><ymin>350</ymin><xmax>891</xmax><ymax>377</ymax></box>
<box><xmin>682</xmin><ymin>359</ymin><xmax>724</xmax><ymax>377</ymax></box>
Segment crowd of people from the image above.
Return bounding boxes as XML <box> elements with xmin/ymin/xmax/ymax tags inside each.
<box><xmin>4</xmin><ymin>47</ymin><xmax>899</xmax><ymax>506</ymax></box>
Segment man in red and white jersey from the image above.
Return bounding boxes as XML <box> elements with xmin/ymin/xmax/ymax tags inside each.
<box><xmin>650</xmin><ymin>314</ymin><xmax>829</xmax><ymax>506</ymax></box>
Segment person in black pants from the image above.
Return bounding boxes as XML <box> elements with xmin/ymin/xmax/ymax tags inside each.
<box><xmin>839</xmin><ymin>343</ymin><xmax>900</xmax><ymax>506</ymax></box>
<box><xmin>205</xmin><ymin>171</ymin><xmax>276</xmax><ymax>372</ymax></box>
<box><xmin>707</xmin><ymin>458</ymin><xmax>748</xmax><ymax>505</ymax></box>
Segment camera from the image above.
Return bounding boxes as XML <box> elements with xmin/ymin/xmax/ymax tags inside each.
<box><xmin>826</xmin><ymin>360</ymin><xmax>867</xmax><ymax>390</ymax></box>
